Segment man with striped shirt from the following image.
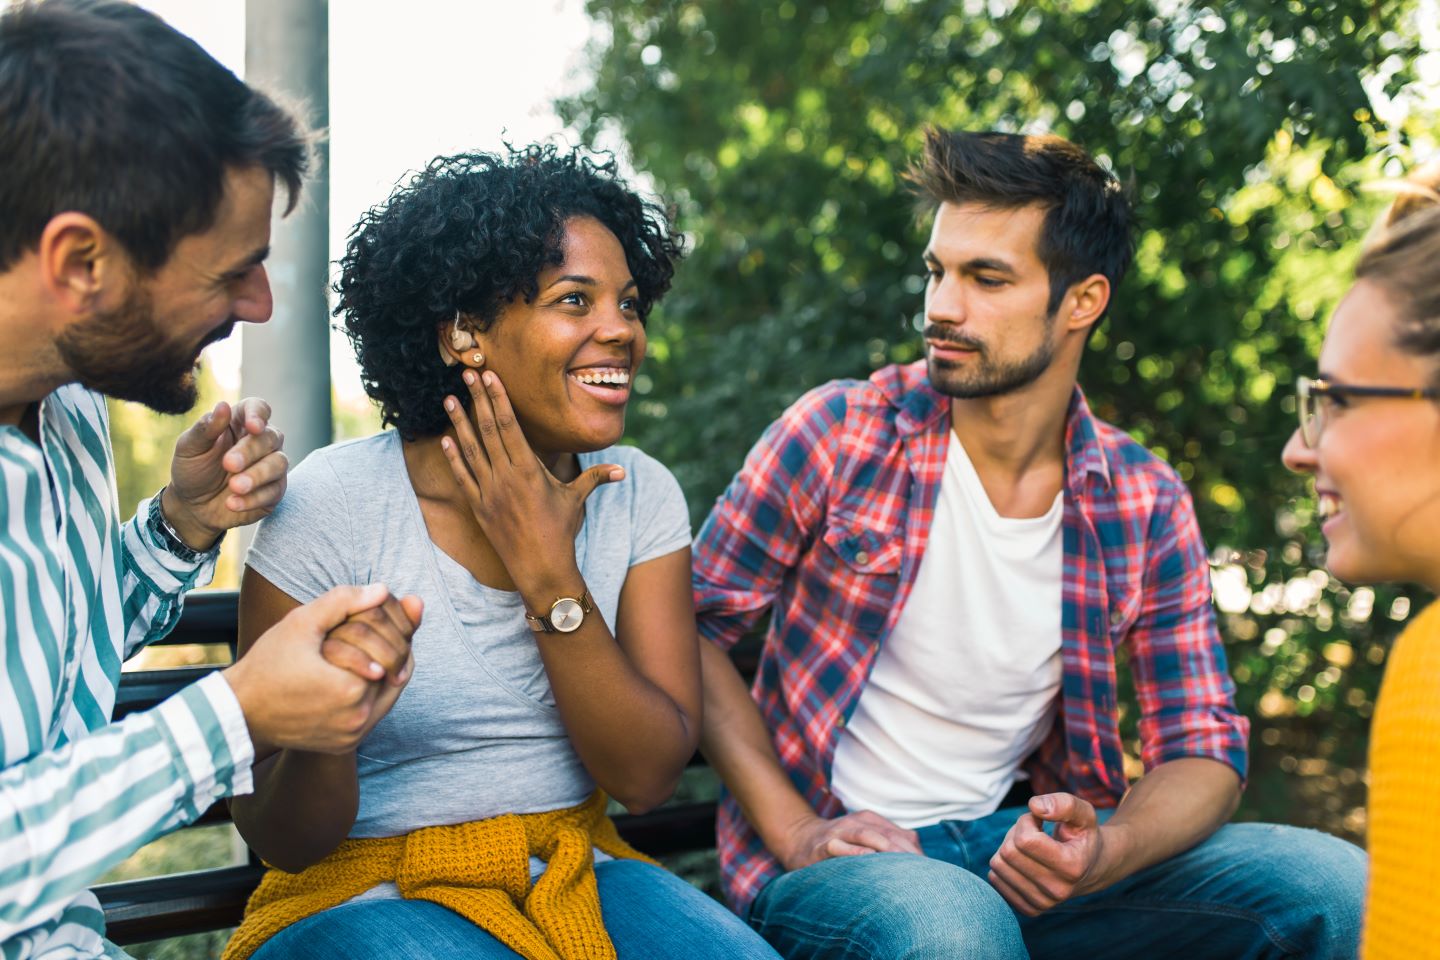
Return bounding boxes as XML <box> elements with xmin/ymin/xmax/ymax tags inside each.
<box><xmin>0</xmin><ymin>3</ymin><xmax>420</xmax><ymax>957</ymax></box>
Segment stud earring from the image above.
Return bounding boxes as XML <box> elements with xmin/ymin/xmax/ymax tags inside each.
<box><xmin>472</xmin><ymin>352</ymin><xmax>484</xmax><ymax>365</ymax></box>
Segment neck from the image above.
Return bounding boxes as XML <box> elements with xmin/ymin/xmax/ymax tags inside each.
<box><xmin>947</xmin><ymin>354</ymin><xmax>1079</xmax><ymax>478</ymax></box>
<box><xmin>406</xmin><ymin>428</ymin><xmax>580</xmax><ymax>492</ymax></box>
<box><xmin>0</xmin><ymin>263</ymin><xmax>69</xmax><ymax>426</ymax></box>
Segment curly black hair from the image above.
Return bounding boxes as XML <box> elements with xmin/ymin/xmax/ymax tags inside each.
<box><xmin>334</xmin><ymin>143</ymin><xmax>685</xmax><ymax>439</ymax></box>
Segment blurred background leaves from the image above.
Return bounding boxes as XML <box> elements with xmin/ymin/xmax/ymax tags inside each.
<box><xmin>558</xmin><ymin>0</ymin><xmax>1437</xmax><ymax>842</ymax></box>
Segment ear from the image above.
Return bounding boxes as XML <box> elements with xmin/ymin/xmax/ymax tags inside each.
<box><xmin>37</xmin><ymin>212</ymin><xmax>128</xmax><ymax>316</ymax></box>
<box><xmin>1061</xmin><ymin>274</ymin><xmax>1111</xmax><ymax>336</ymax></box>
<box><xmin>436</xmin><ymin>314</ymin><xmax>484</xmax><ymax>368</ymax></box>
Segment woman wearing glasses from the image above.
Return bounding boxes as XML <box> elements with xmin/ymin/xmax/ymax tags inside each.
<box><xmin>1282</xmin><ymin>175</ymin><xmax>1440</xmax><ymax>959</ymax></box>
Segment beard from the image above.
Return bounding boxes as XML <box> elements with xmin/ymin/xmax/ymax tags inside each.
<box><xmin>924</xmin><ymin>324</ymin><xmax>1056</xmax><ymax>399</ymax></box>
<box><xmin>56</xmin><ymin>284</ymin><xmax>235</xmax><ymax>415</ymax></box>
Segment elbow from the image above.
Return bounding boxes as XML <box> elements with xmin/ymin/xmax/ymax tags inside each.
<box><xmin>609</xmin><ymin>769</ymin><xmax>685</xmax><ymax>815</ymax></box>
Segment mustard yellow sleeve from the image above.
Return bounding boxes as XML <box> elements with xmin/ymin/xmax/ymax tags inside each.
<box><xmin>1363</xmin><ymin>601</ymin><xmax>1440</xmax><ymax>959</ymax></box>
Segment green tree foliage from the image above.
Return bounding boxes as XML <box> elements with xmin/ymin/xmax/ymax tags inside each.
<box><xmin>561</xmin><ymin>0</ymin><xmax>1431</xmax><ymax>836</ymax></box>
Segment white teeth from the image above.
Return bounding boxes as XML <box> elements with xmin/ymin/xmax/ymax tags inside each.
<box><xmin>1318</xmin><ymin>493</ymin><xmax>1342</xmax><ymax>521</ymax></box>
<box><xmin>570</xmin><ymin>368</ymin><xmax>630</xmax><ymax>386</ymax></box>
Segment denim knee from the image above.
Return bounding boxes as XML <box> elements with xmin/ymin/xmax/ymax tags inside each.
<box><xmin>751</xmin><ymin>852</ymin><xmax>1027</xmax><ymax>960</ymax></box>
<box><xmin>1248</xmin><ymin>824</ymin><xmax>1367</xmax><ymax>957</ymax></box>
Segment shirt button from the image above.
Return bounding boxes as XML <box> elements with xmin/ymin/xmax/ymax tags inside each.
<box><xmin>1110</xmin><ymin>610</ymin><xmax>1124</xmax><ymax>627</ymax></box>
<box><xmin>835</xmin><ymin>715</ymin><xmax>846</xmax><ymax>729</ymax></box>
<box><xmin>854</xmin><ymin>551</ymin><xmax>870</xmax><ymax>566</ymax></box>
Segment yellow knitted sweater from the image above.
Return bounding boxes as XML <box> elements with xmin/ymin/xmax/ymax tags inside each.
<box><xmin>1363</xmin><ymin>600</ymin><xmax>1440</xmax><ymax>959</ymax></box>
<box><xmin>221</xmin><ymin>791</ymin><xmax>656</xmax><ymax>960</ymax></box>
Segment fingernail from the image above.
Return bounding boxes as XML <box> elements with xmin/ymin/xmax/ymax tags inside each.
<box><xmin>369</xmin><ymin>661</ymin><xmax>383</xmax><ymax>678</ymax></box>
<box><xmin>1036</xmin><ymin>797</ymin><xmax>1053</xmax><ymax>815</ymax></box>
<box><xmin>610</xmin><ymin>468</ymin><xmax>625</xmax><ymax>481</ymax></box>
<box><xmin>444</xmin><ymin>397</ymin><xmax>456</xmax><ymax>411</ymax></box>
<box><xmin>463</xmin><ymin>370</ymin><xmax>476</xmax><ymax>384</ymax></box>
<box><xmin>481</xmin><ymin>371</ymin><xmax>494</xmax><ymax>386</ymax></box>
<box><xmin>397</xmin><ymin>666</ymin><xmax>410</xmax><ymax>684</ymax></box>
<box><xmin>233</xmin><ymin>476</ymin><xmax>252</xmax><ymax>493</ymax></box>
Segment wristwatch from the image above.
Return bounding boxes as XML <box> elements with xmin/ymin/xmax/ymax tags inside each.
<box><xmin>525</xmin><ymin>589</ymin><xmax>594</xmax><ymax>634</ymax></box>
<box><xmin>147</xmin><ymin>487</ymin><xmax>220</xmax><ymax>563</ymax></box>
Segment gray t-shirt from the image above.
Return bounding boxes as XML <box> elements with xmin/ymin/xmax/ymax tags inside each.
<box><xmin>246</xmin><ymin>430</ymin><xmax>691</xmax><ymax>838</ymax></box>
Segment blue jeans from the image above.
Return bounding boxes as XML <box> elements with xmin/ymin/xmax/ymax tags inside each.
<box><xmin>747</xmin><ymin>807</ymin><xmax>1367</xmax><ymax>960</ymax></box>
<box><xmin>251</xmin><ymin>858</ymin><xmax>781</xmax><ymax>959</ymax></box>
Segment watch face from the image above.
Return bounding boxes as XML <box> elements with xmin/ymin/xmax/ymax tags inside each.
<box><xmin>550</xmin><ymin>597</ymin><xmax>585</xmax><ymax>633</ymax></box>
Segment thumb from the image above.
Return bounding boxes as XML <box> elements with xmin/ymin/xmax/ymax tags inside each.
<box><xmin>1030</xmin><ymin>793</ymin><xmax>1095</xmax><ymax>829</ymax></box>
<box><xmin>399</xmin><ymin>594</ymin><xmax>425</xmax><ymax>629</ymax></box>
<box><xmin>292</xmin><ymin>583</ymin><xmax>392</xmax><ymax>635</ymax></box>
<box><xmin>571</xmin><ymin>463</ymin><xmax>626</xmax><ymax>503</ymax></box>
<box><xmin>173</xmin><ymin>401</ymin><xmax>231</xmax><ymax>457</ymax></box>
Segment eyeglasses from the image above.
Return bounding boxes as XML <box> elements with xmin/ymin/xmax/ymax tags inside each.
<box><xmin>1295</xmin><ymin>376</ymin><xmax>1440</xmax><ymax>448</ymax></box>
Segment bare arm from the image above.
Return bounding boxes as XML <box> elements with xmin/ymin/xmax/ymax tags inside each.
<box><xmin>699</xmin><ymin>639</ymin><xmax>920</xmax><ymax>868</ymax></box>
<box><xmin>229</xmin><ymin>568</ymin><xmax>416</xmax><ymax>872</ymax></box>
<box><xmin>525</xmin><ymin>548</ymin><xmax>701</xmax><ymax>813</ymax></box>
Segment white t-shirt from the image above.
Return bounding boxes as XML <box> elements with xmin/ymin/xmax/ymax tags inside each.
<box><xmin>830</xmin><ymin>430</ymin><xmax>1064</xmax><ymax>828</ymax></box>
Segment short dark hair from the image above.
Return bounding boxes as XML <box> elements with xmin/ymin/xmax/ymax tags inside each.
<box><xmin>0</xmin><ymin>0</ymin><xmax>310</xmax><ymax>272</ymax></box>
<box><xmin>908</xmin><ymin>128</ymin><xmax>1133</xmax><ymax>318</ymax></box>
<box><xmin>335</xmin><ymin>144</ymin><xmax>686</xmax><ymax>439</ymax></box>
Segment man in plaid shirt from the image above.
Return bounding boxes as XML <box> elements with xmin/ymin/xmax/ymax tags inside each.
<box><xmin>693</xmin><ymin>128</ymin><xmax>1365</xmax><ymax>959</ymax></box>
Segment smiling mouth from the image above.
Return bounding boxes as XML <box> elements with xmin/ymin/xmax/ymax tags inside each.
<box><xmin>568</xmin><ymin>367</ymin><xmax>630</xmax><ymax>389</ymax></box>
<box><xmin>1317</xmin><ymin>491</ymin><xmax>1343</xmax><ymax>522</ymax></box>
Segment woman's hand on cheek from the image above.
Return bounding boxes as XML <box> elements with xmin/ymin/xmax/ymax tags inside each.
<box><xmin>440</xmin><ymin>369</ymin><xmax>624</xmax><ymax>594</ymax></box>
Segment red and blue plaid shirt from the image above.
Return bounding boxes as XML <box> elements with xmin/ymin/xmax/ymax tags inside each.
<box><xmin>693</xmin><ymin>361</ymin><xmax>1249</xmax><ymax>915</ymax></box>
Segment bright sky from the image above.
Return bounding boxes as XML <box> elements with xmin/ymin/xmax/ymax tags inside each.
<box><xmin>137</xmin><ymin>0</ymin><xmax>597</xmax><ymax>404</ymax></box>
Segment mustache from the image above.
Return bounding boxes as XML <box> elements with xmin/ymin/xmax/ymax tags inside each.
<box><xmin>197</xmin><ymin>319</ymin><xmax>238</xmax><ymax>353</ymax></box>
<box><xmin>923</xmin><ymin>325</ymin><xmax>985</xmax><ymax>353</ymax></box>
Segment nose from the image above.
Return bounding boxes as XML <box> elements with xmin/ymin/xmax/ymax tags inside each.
<box><xmin>926</xmin><ymin>273</ymin><xmax>965</xmax><ymax>327</ymax></box>
<box><xmin>1281</xmin><ymin>427</ymin><xmax>1317</xmax><ymax>475</ymax></box>
<box><xmin>232</xmin><ymin>263</ymin><xmax>274</xmax><ymax>325</ymax></box>
<box><xmin>595</xmin><ymin>301</ymin><xmax>639</xmax><ymax>346</ymax></box>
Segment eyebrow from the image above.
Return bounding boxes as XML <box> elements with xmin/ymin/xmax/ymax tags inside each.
<box><xmin>223</xmin><ymin>245</ymin><xmax>269</xmax><ymax>278</ymax></box>
<box><xmin>922</xmin><ymin>251</ymin><xmax>1019</xmax><ymax>276</ymax></box>
<box><xmin>547</xmin><ymin>274</ymin><xmax>638</xmax><ymax>292</ymax></box>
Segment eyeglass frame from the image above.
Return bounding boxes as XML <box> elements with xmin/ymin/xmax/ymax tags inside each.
<box><xmin>1294</xmin><ymin>375</ymin><xmax>1440</xmax><ymax>448</ymax></box>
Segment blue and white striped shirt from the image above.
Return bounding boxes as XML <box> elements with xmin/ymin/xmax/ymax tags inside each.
<box><xmin>0</xmin><ymin>385</ymin><xmax>254</xmax><ymax>959</ymax></box>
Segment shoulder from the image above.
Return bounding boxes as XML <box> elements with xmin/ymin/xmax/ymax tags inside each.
<box><xmin>592</xmin><ymin>443</ymin><xmax>684</xmax><ymax>501</ymax></box>
<box><xmin>51</xmin><ymin>383</ymin><xmax>110</xmax><ymax>433</ymax></box>
<box><xmin>288</xmin><ymin>431</ymin><xmax>395</xmax><ymax>485</ymax></box>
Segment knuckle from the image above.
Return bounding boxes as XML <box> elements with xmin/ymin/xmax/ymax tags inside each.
<box><xmin>462</xmin><ymin>442</ymin><xmax>482</xmax><ymax>461</ymax></box>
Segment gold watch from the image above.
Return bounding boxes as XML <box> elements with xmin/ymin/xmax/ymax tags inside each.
<box><xmin>525</xmin><ymin>589</ymin><xmax>594</xmax><ymax>634</ymax></box>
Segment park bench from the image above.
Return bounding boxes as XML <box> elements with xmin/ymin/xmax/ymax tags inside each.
<box><xmin>93</xmin><ymin>590</ymin><xmax>750</xmax><ymax>946</ymax></box>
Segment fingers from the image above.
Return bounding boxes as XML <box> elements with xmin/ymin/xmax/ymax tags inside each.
<box><xmin>844</xmin><ymin>811</ymin><xmax>922</xmax><ymax>854</ymax></box>
<box><xmin>323</xmin><ymin>611</ymin><xmax>411</xmax><ymax>684</ymax></box>
<box><xmin>1030</xmin><ymin>792</ymin><xmax>1096</xmax><ymax>830</ymax></box>
<box><xmin>461</xmin><ymin>369</ymin><xmax>513</xmax><ymax>466</ymax></box>
<box><xmin>821</xmin><ymin>836</ymin><xmax>879</xmax><ymax>859</ymax></box>
<box><xmin>476</xmin><ymin>370</ymin><xmax>529</xmax><ymax>464</ymax></box>
<box><xmin>320</xmin><ymin>634</ymin><xmax>388</xmax><ymax>682</ymax></box>
<box><xmin>398</xmin><ymin>595</ymin><xmax>425</xmax><ymax>630</ymax></box>
<box><xmin>294</xmin><ymin>583</ymin><xmax>392</xmax><ymax>634</ymax></box>
<box><xmin>172</xmin><ymin>401</ymin><xmax>231</xmax><ymax>457</ymax></box>
<box><xmin>224</xmin><ymin>450</ymin><xmax>289</xmax><ymax>512</ymax></box>
<box><xmin>443</xmin><ymin>391</ymin><xmax>493</xmax><ymax>488</ymax></box>
<box><xmin>221</xmin><ymin>422</ymin><xmax>285</xmax><ymax>477</ymax></box>
<box><xmin>570</xmin><ymin>463</ymin><xmax>626</xmax><ymax>503</ymax></box>
<box><xmin>988</xmin><ymin>861</ymin><xmax>1051</xmax><ymax>916</ymax></box>
<box><xmin>231</xmin><ymin>396</ymin><xmax>273</xmax><ymax>435</ymax></box>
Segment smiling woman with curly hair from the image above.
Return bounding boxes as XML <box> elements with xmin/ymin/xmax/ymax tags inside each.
<box><xmin>223</xmin><ymin>144</ymin><xmax>781</xmax><ymax>960</ymax></box>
